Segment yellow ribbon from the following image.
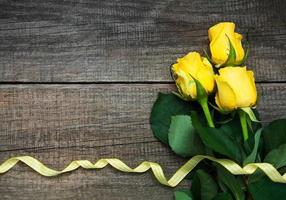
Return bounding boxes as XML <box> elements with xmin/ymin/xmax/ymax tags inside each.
<box><xmin>1</xmin><ymin>155</ymin><xmax>286</xmax><ymax>187</ymax></box>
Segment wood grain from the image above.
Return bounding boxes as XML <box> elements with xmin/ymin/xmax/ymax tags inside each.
<box><xmin>0</xmin><ymin>83</ymin><xmax>285</xmax><ymax>199</ymax></box>
<box><xmin>0</xmin><ymin>0</ymin><xmax>285</xmax><ymax>82</ymax></box>
<box><xmin>0</xmin><ymin>0</ymin><xmax>286</xmax><ymax>199</ymax></box>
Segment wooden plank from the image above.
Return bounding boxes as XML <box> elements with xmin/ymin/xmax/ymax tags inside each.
<box><xmin>0</xmin><ymin>0</ymin><xmax>286</xmax><ymax>82</ymax></box>
<box><xmin>0</xmin><ymin>83</ymin><xmax>285</xmax><ymax>199</ymax></box>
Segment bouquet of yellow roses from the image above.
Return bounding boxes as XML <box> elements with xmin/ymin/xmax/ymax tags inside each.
<box><xmin>150</xmin><ymin>22</ymin><xmax>286</xmax><ymax>200</ymax></box>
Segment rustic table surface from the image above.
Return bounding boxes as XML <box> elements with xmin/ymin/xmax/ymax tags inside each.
<box><xmin>0</xmin><ymin>0</ymin><xmax>286</xmax><ymax>199</ymax></box>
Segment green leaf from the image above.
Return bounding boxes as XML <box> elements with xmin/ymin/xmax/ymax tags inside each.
<box><xmin>240</xmin><ymin>107</ymin><xmax>259</xmax><ymax>122</ymax></box>
<box><xmin>243</xmin><ymin>129</ymin><xmax>262</xmax><ymax>166</ymax></box>
<box><xmin>224</xmin><ymin>36</ymin><xmax>236</xmax><ymax>66</ymax></box>
<box><xmin>217</xmin><ymin>165</ymin><xmax>245</xmax><ymax>200</ymax></box>
<box><xmin>168</xmin><ymin>115</ymin><xmax>204</xmax><ymax>157</ymax></box>
<box><xmin>249</xmin><ymin>176</ymin><xmax>286</xmax><ymax>200</ymax></box>
<box><xmin>189</xmin><ymin>74</ymin><xmax>207</xmax><ymax>101</ymax></box>
<box><xmin>249</xmin><ymin>109</ymin><xmax>262</xmax><ymax>134</ymax></box>
<box><xmin>191</xmin><ymin>111</ymin><xmax>242</xmax><ymax>162</ymax></box>
<box><xmin>214</xmin><ymin>112</ymin><xmax>235</xmax><ymax>125</ymax></box>
<box><xmin>174</xmin><ymin>189</ymin><xmax>193</xmax><ymax>200</ymax></box>
<box><xmin>191</xmin><ymin>169</ymin><xmax>218</xmax><ymax>200</ymax></box>
<box><xmin>264</xmin><ymin>143</ymin><xmax>286</xmax><ymax>168</ymax></box>
<box><xmin>219</xmin><ymin>115</ymin><xmax>244</xmax><ymax>144</ymax></box>
<box><xmin>218</xmin><ymin>122</ymin><xmax>246</xmax><ymax>159</ymax></box>
<box><xmin>213</xmin><ymin>193</ymin><xmax>234</xmax><ymax>200</ymax></box>
<box><xmin>150</xmin><ymin>93</ymin><xmax>192</xmax><ymax>144</ymax></box>
<box><xmin>262</xmin><ymin>119</ymin><xmax>286</xmax><ymax>154</ymax></box>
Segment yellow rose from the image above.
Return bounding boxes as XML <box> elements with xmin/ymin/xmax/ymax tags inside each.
<box><xmin>208</xmin><ymin>22</ymin><xmax>245</xmax><ymax>65</ymax></box>
<box><xmin>215</xmin><ymin>66</ymin><xmax>257</xmax><ymax>111</ymax></box>
<box><xmin>172</xmin><ymin>52</ymin><xmax>215</xmax><ymax>100</ymax></box>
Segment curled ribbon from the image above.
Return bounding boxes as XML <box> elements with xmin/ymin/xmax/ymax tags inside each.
<box><xmin>1</xmin><ymin>155</ymin><xmax>286</xmax><ymax>187</ymax></box>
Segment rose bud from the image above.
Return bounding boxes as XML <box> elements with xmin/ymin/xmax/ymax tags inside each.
<box><xmin>172</xmin><ymin>52</ymin><xmax>215</xmax><ymax>101</ymax></box>
<box><xmin>208</xmin><ymin>22</ymin><xmax>245</xmax><ymax>66</ymax></box>
<box><xmin>215</xmin><ymin>66</ymin><xmax>257</xmax><ymax>111</ymax></box>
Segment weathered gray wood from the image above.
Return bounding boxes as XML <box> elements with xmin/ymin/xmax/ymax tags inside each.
<box><xmin>0</xmin><ymin>0</ymin><xmax>285</xmax><ymax>82</ymax></box>
<box><xmin>0</xmin><ymin>0</ymin><xmax>286</xmax><ymax>199</ymax></box>
<box><xmin>0</xmin><ymin>83</ymin><xmax>285</xmax><ymax>199</ymax></box>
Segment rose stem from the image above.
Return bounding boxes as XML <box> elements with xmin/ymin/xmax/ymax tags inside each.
<box><xmin>238</xmin><ymin>110</ymin><xmax>249</xmax><ymax>141</ymax></box>
<box><xmin>199</xmin><ymin>97</ymin><xmax>215</xmax><ymax>128</ymax></box>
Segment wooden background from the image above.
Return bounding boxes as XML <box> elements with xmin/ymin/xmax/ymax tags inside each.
<box><xmin>0</xmin><ymin>0</ymin><xmax>285</xmax><ymax>199</ymax></box>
